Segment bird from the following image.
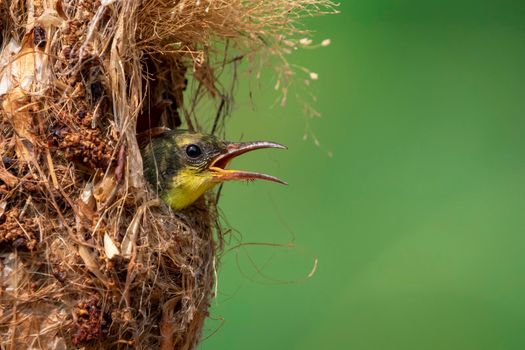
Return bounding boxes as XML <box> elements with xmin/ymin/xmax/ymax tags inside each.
<box><xmin>140</xmin><ymin>129</ymin><xmax>287</xmax><ymax>211</ymax></box>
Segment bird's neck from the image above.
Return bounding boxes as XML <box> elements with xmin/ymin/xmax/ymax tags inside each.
<box><xmin>163</xmin><ymin>169</ymin><xmax>215</xmax><ymax>210</ymax></box>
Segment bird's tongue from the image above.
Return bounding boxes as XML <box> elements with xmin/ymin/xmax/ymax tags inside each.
<box><xmin>209</xmin><ymin>141</ymin><xmax>287</xmax><ymax>185</ymax></box>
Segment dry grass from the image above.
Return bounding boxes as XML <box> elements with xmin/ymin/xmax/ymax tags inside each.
<box><xmin>0</xmin><ymin>0</ymin><xmax>336</xmax><ymax>348</ymax></box>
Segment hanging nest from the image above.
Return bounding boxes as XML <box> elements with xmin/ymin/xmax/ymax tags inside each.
<box><xmin>0</xmin><ymin>0</ymin><xmax>335</xmax><ymax>349</ymax></box>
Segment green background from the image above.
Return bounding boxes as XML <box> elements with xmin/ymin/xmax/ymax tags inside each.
<box><xmin>200</xmin><ymin>1</ymin><xmax>525</xmax><ymax>349</ymax></box>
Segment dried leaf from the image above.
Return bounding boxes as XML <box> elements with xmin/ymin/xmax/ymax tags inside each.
<box><xmin>104</xmin><ymin>232</ymin><xmax>120</xmax><ymax>259</ymax></box>
<box><xmin>80</xmin><ymin>183</ymin><xmax>96</xmax><ymax>209</ymax></box>
<box><xmin>0</xmin><ymin>167</ymin><xmax>18</xmax><ymax>188</ymax></box>
<box><xmin>93</xmin><ymin>173</ymin><xmax>117</xmax><ymax>207</ymax></box>
<box><xmin>77</xmin><ymin>183</ymin><xmax>97</xmax><ymax>223</ymax></box>
<box><xmin>11</xmin><ymin>34</ymin><xmax>39</xmax><ymax>91</ymax></box>
<box><xmin>0</xmin><ymin>39</ymin><xmax>21</xmax><ymax>96</ymax></box>
<box><xmin>1</xmin><ymin>32</ymin><xmax>46</xmax><ymax>162</ymax></box>
<box><xmin>0</xmin><ymin>201</ymin><xmax>7</xmax><ymax>219</ymax></box>
<box><xmin>0</xmin><ymin>253</ymin><xmax>24</xmax><ymax>292</ymax></box>
<box><xmin>78</xmin><ymin>245</ymin><xmax>106</xmax><ymax>283</ymax></box>
<box><xmin>37</xmin><ymin>9</ymin><xmax>65</xmax><ymax>27</ymax></box>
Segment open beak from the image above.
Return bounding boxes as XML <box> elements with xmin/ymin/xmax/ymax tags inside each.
<box><xmin>209</xmin><ymin>141</ymin><xmax>287</xmax><ymax>185</ymax></box>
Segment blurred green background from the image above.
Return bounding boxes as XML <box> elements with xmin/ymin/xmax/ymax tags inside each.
<box><xmin>200</xmin><ymin>1</ymin><xmax>525</xmax><ymax>349</ymax></box>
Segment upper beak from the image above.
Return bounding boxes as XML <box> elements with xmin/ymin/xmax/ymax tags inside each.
<box><xmin>209</xmin><ymin>141</ymin><xmax>288</xmax><ymax>185</ymax></box>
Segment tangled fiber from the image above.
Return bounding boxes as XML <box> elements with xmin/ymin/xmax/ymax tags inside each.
<box><xmin>0</xmin><ymin>0</ymin><xmax>335</xmax><ymax>348</ymax></box>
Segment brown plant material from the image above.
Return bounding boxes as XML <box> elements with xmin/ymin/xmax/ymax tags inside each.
<box><xmin>71</xmin><ymin>296</ymin><xmax>109</xmax><ymax>345</ymax></box>
<box><xmin>0</xmin><ymin>0</ymin><xmax>335</xmax><ymax>349</ymax></box>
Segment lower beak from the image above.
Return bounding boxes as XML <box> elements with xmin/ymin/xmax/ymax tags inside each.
<box><xmin>209</xmin><ymin>141</ymin><xmax>287</xmax><ymax>185</ymax></box>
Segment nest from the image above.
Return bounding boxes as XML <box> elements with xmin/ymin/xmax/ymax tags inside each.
<box><xmin>0</xmin><ymin>0</ymin><xmax>335</xmax><ymax>349</ymax></box>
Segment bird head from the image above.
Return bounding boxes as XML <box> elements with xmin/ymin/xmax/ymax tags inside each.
<box><xmin>141</xmin><ymin>130</ymin><xmax>287</xmax><ymax>210</ymax></box>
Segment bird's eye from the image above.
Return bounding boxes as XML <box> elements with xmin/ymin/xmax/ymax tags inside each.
<box><xmin>186</xmin><ymin>144</ymin><xmax>202</xmax><ymax>158</ymax></box>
